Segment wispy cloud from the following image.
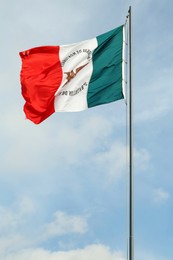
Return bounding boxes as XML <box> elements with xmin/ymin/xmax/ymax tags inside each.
<box><xmin>0</xmin><ymin>112</ymin><xmax>114</xmax><ymax>176</ymax></box>
<box><xmin>43</xmin><ymin>211</ymin><xmax>88</xmax><ymax>238</ymax></box>
<box><xmin>153</xmin><ymin>188</ymin><xmax>170</xmax><ymax>205</ymax></box>
<box><xmin>3</xmin><ymin>244</ymin><xmax>125</xmax><ymax>260</ymax></box>
<box><xmin>0</xmin><ymin>197</ymin><xmax>35</xmax><ymax>235</ymax></box>
<box><xmin>136</xmin><ymin>248</ymin><xmax>170</xmax><ymax>260</ymax></box>
<box><xmin>134</xmin><ymin>67</ymin><xmax>173</xmax><ymax>124</ymax></box>
<box><xmin>94</xmin><ymin>142</ymin><xmax>150</xmax><ymax>180</ymax></box>
<box><xmin>94</xmin><ymin>141</ymin><xmax>127</xmax><ymax>180</ymax></box>
<box><xmin>0</xmin><ymin>197</ymin><xmax>36</xmax><ymax>257</ymax></box>
<box><xmin>0</xmin><ymin>199</ymin><xmax>88</xmax><ymax>257</ymax></box>
<box><xmin>134</xmin><ymin>147</ymin><xmax>150</xmax><ymax>172</ymax></box>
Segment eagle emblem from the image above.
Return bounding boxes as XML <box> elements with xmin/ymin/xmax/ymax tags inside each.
<box><xmin>62</xmin><ymin>62</ymin><xmax>88</xmax><ymax>87</ymax></box>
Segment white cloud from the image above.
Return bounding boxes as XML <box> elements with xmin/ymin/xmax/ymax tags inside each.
<box><xmin>0</xmin><ymin>198</ymin><xmax>36</xmax><ymax>256</ymax></box>
<box><xmin>3</xmin><ymin>244</ymin><xmax>125</xmax><ymax>260</ymax></box>
<box><xmin>94</xmin><ymin>141</ymin><xmax>127</xmax><ymax>180</ymax></box>
<box><xmin>136</xmin><ymin>248</ymin><xmax>169</xmax><ymax>260</ymax></box>
<box><xmin>0</xmin><ymin>197</ymin><xmax>35</xmax><ymax>234</ymax></box>
<box><xmin>153</xmin><ymin>188</ymin><xmax>170</xmax><ymax>204</ymax></box>
<box><xmin>18</xmin><ymin>197</ymin><xmax>36</xmax><ymax>214</ymax></box>
<box><xmin>134</xmin><ymin>147</ymin><xmax>150</xmax><ymax>172</ymax></box>
<box><xmin>134</xmin><ymin>60</ymin><xmax>173</xmax><ymax>124</ymax></box>
<box><xmin>0</xmin><ymin>235</ymin><xmax>29</xmax><ymax>259</ymax></box>
<box><xmin>43</xmin><ymin>211</ymin><xmax>88</xmax><ymax>238</ymax></box>
<box><xmin>0</xmin><ymin>201</ymin><xmax>88</xmax><ymax>257</ymax></box>
<box><xmin>0</xmin><ymin>197</ymin><xmax>38</xmax><ymax>257</ymax></box>
<box><xmin>94</xmin><ymin>142</ymin><xmax>150</xmax><ymax>179</ymax></box>
<box><xmin>1</xmin><ymin>110</ymin><xmax>114</xmax><ymax>176</ymax></box>
<box><xmin>51</xmin><ymin>114</ymin><xmax>112</xmax><ymax>165</ymax></box>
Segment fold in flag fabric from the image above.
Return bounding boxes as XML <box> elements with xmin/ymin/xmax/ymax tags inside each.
<box><xmin>19</xmin><ymin>25</ymin><xmax>126</xmax><ymax>124</ymax></box>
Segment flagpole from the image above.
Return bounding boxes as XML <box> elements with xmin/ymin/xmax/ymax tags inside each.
<box><xmin>128</xmin><ymin>6</ymin><xmax>134</xmax><ymax>260</ymax></box>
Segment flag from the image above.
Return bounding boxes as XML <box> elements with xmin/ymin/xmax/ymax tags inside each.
<box><xmin>19</xmin><ymin>25</ymin><xmax>125</xmax><ymax>124</ymax></box>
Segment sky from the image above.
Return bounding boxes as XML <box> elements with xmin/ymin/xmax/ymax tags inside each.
<box><xmin>0</xmin><ymin>0</ymin><xmax>173</xmax><ymax>259</ymax></box>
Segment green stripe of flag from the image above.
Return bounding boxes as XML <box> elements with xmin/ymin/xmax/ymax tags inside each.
<box><xmin>87</xmin><ymin>25</ymin><xmax>124</xmax><ymax>108</ymax></box>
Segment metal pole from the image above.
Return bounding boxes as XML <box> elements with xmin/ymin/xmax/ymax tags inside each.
<box><xmin>128</xmin><ymin>6</ymin><xmax>134</xmax><ymax>260</ymax></box>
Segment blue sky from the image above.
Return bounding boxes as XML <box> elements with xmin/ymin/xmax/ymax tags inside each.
<box><xmin>0</xmin><ymin>0</ymin><xmax>173</xmax><ymax>259</ymax></box>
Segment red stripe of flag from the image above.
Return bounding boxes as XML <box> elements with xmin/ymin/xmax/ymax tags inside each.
<box><xmin>19</xmin><ymin>46</ymin><xmax>62</xmax><ymax>124</ymax></box>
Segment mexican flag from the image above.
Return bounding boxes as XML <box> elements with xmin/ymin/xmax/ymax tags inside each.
<box><xmin>19</xmin><ymin>25</ymin><xmax>126</xmax><ymax>124</ymax></box>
